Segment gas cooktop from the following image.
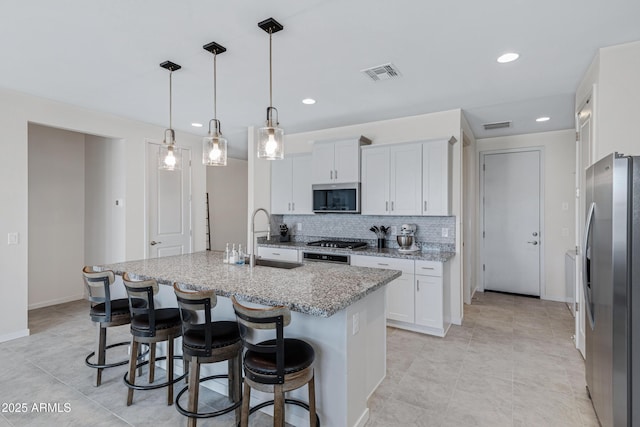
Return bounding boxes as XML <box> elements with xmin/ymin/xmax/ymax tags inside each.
<box><xmin>306</xmin><ymin>240</ymin><xmax>368</xmax><ymax>249</ymax></box>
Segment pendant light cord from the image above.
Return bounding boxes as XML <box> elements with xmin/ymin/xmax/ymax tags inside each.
<box><xmin>169</xmin><ymin>70</ymin><xmax>173</xmax><ymax>131</ymax></box>
<box><xmin>269</xmin><ymin>30</ymin><xmax>273</xmax><ymax>109</ymax></box>
<box><xmin>213</xmin><ymin>53</ymin><xmax>217</xmax><ymax>120</ymax></box>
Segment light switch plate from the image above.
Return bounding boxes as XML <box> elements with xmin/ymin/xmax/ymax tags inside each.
<box><xmin>8</xmin><ymin>232</ymin><xmax>19</xmax><ymax>245</ymax></box>
<box><xmin>442</xmin><ymin>228</ymin><xmax>449</xmax><ymax>238</ymax></box>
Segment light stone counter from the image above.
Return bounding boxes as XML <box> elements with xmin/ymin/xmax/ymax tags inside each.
<box><xmin>98</xmin><ymin>250</ymin><xmax>400</xmax><ymax>317</ymax></box>
<box><xmin>259</xmin><ymin>241</ymin><xmax>456</xmax><ymax>262</ymax></box>
<box><xmin>98</xmin><ymin>250</ymin><xmax>397</xmax><ymax>427</ymax></box>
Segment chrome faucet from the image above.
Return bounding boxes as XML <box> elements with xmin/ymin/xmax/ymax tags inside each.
<box><xmin>250</xmin><ymin>208</ymin><xmax>271</xmax><ymax>267</ymax></box>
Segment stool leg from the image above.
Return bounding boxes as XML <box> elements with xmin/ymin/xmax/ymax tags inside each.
<box><xmin>241</xmin><ymin>380</ymin><xmax>251</xmax><ymax>427</ymax></box>
<box><xmin>96</xmin><ymin>324</ymin><xmax>107</xmax><ymax>387</ymax></box>
<box><xmin>167</xmin><ymin>337</ymin><xmax>174</xmax><ymax>405</ymax></box>
<box><xmin>127</xmin><ymin>339</ymin><xmax>139</xmax><ymax>406</ymax></box>
<box><xmin>308</xmin><ymin>374</ymin><xmax>317</xmax><ymax>427</ymax></box>
<box><xmin>230</xmin><ymin>352</ymin><xmax>242</xmax><ymax>425</ymax></box>
<box><xmin>148</xmin><ymin>343</ymin><xmax>156</xmax><ymax>383</ymax></box>
<box><xmin>274</xmin><ymin>384</ymin><xmax>285</xmax><ymax>427</ymax></box>
<box><xmin>187</xmin><ymin>357</ymin><xmax>200</xmax><ymax>427</ymax></box>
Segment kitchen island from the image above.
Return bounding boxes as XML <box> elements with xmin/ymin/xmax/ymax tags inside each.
<box><xmin>98</xmin><ymin>251</ymin><xmax>401</xmax><ymax>427</ymax></box>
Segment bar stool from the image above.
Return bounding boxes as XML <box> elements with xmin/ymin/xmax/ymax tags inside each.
<box><xmin>82</xmin><ymin>266</ymin><xmax>144</xmax><ymax>387</ymax></box>
<box><xmin>173</xmin><ymin>284</ymin><xmax>243</xmax><ymax>427</ymax></box>
<box><xmin>231</xmin><ymin>296</ymin><xmax>319</xmax><ymax>427</ymax></box>
<box><xmin>122</xmin><ymin>272</ymin><xmax>186</xmax><ymax>406</ymax></box>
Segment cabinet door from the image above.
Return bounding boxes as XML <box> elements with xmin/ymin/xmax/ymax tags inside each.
<box><xmin>271</xmin><ymin>157</ymin><xmax>292</xmax><ymax>214</ymax></box>
<box><xmin>422</xmin><ymin>140</ymin><xmax>451</xmax><ymax>216</ymax></box>
<box><xmin>361</xmin><ymin>147</ymin><xmax>390</xmax><ymax>215</ymax></box>
<box><xmin>386</xmin><ymin>274</ymin><xmax>415</xmax><ymax>323</ymax></box>
<box><xmin>312</xmin><ymin>142</ymin><xmax>335</xmax><ymax>184</ymax></box>
<box><xmin>390</xmin><ymin>143</ymin><xmax>422</xmax><ymax>216</ymax></box>
<box><xmin>291</xmin><ymin>155</ymin><xmax>313</xmax><ymax>214</ymax></box>
<box><xmin>333</xmin><ymin>140</ymin><xmax>360</xmax><ymax>183</ymax></box>
<box><xmin>415</xmin><ymin>274</ymin><xmax>443</xmax><ymax>329</ymax></box>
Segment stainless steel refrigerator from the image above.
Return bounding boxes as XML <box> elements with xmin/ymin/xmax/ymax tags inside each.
<box><xmin>584</xmin><ymin>152</ymin><xmax>640</xmax><ymax>427</ymax></box>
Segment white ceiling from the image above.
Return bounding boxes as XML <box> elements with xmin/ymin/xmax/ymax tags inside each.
<box><xmin>2</xmin><ymin>0</ymin><xmax>640</xmax><ymax>158</ymax></box>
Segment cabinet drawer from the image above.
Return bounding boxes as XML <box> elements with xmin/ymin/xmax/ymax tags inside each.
<box><xmin>257</xmin><ymin>247</ymin><xmax>298</xmax><ymax>262</ymax></box>
<box><xmin>351</xmin><ymin>255</ymin><xmax>414</xmax><ymax>274</ymax></box>
<box><xmin>415</xmin><ymin>260</ymin><xmax>443</xmax><ymax>277</ymax></box>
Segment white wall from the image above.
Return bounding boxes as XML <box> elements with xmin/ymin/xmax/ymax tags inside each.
<box><xmin>248</xmin><ymin>109</ymin><xmax>466</xmax><ymax>324</ymax></box>
<box><xmin>476</xmin><ymin>129</ymin><xmax>576</xmax><ymax>301</ymax></box>
<box><xmin>85</xmin><ymin>135</ymin><xmax>126</xmax><ymax>265</ymax></box>
<box><xmin>0</xmin><ymin>87</ymin><xmax>207</xmax><ymax>342</ymax></box>
<box><xmin>28</xmin><ymin>124</ymin><xmax>86</xmax><ymax>309</ymax></box>
<box><xmin>206</xmin><ymin>157</ymin><xmax>248</xmax><ymax>251</ymax></box>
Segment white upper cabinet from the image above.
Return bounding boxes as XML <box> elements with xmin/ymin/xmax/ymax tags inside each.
<box><xmin>311</xmin><ymin>136</ymin><xmax>371</xmax><ymax>184</ymax></box>
<box><xmin>422</xmin><ymin>139</ymin><xmax>453</xmax><ymax>216</ymax></box>
<box><xmin>271</xmin><ymin>154</ymin><xmax>313</xmax><ymax>215</ymax></box>
<box><xmin>361</xmin><ymin>143</ymin><xmax>422</xmax><ymax>216</ymax></box>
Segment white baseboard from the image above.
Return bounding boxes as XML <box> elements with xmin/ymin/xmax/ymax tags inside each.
<box><xmin>28</xmin><ymin>294</ymin><xmax>84</xmax><ymax>310</ymax></box>
<box><xmin>541</xmin><ymin>295</ymin><xmax>570</xmax><ymax>303</ymax></box>
<box><xmin>0</xmin><ymin>329</ymin><xmax>30</xmax><ymax>343</ymax></box>
<box><xmin>354</xmin><ymin>408</ymin><xmax>370</xmax><ymax>427</ymax></box>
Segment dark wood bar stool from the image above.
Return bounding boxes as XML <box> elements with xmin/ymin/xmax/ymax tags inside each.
<box><xmin>231</xmin><ymin>296</ymin><xmax>319</xmax><ymax>427</ymax></box>
<box><xmin>173</xmin><ymin>284</ymin><xmax>243</xmax><ymax>427</ymax></box>
<box><xmin>122</xmin><ymin>272</ymin><xmax>186</xmax><ymax>406</ymax></box>
<box><xmin>82</xmin><ymin>266</ymin><xmax>144</xmax><ymax>387</ymax></box>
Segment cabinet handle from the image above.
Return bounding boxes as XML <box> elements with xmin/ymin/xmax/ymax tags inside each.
<box><xmin>292</xmin><ymin>202</ymin><xmax>295</xmax><ymax>211</ymax></box>
<box><xmin>424</xmin><ymin>201</ymin><xmax>427</xmax><ymax>211</ymax></box>
<box><xmin>386</xmin><ymin>201</ymin><xmax>389</xmax><ymax>211</ymax></box>
<box><xmin>421</xmin><ymin>267</ymin><xmax>434</xmax><ymax>270</ymax></box>
<box><xmin>335</xmin><ymin>169</ymin><xmax>338</xmax><ymax>180</ymax></box>
<box><xmin>391</xmin><ymin>201</ymin><xmax>394</xmax><ymax>211</ymax></box>
<box><xmin>288</xmin><ymin>202</ymin><xmax>291</xmax><ymax>211</ymax></box>
<box><xmin>330</xmin><ymin>170</ymin><xmax>333</xmax><ymax>180</ymax></box>
<box><xmin>377</xmin><ymin>263</ymin><xmax>389</xmax><ymax>266</ymax></box>
<box><xmin>417</xmin><ymin>280</ymin><xmax>420</xmax><ymax>291</ymax></box>
<box><xmin>272</xmin><ymin>253</ymin><xmax>281</xmax><ymax>256</ymax></box>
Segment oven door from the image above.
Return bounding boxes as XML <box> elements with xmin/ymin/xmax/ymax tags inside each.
<box><xmin>312</xmin><ymin>183</ymin><xmax>360</xmax><ymax>213</ymax></box>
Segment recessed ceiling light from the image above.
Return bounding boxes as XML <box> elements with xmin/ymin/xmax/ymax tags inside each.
<box><xmin>497</xmin><ymin>53</ymin><xmax>519</xmax><ymax>63</ymax></box>
<box><xmin>302</xmin><ymin>98</ymin><xmax>316</xmax><ymax>105</ymax></box>
<box><xmin>191</xmin><ymin>122</ymin><xmax>203</xmax><ymax>127</ymax></box>
<box><xmin>536</xmin><ymin>116</ymin><xmax>550</xmax><ymax>122</ymax></box>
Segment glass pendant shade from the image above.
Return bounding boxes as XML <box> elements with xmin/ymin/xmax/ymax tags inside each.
<box><xmin>158</xmin><ymin>143</ymin><xmax>182</xmax><ymax>171</ymax></box>
<box><xmin>257</xmin><ymin>125</ymin><xmax>284</xmax><ymax>160</ymax></box>
<box><xmin>203</xmin><ymin>134</ymin><xmax>227</xmax><ymax>166</ymax></box>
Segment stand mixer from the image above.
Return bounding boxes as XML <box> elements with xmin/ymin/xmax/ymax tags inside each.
<box><xmin>397</xmin><ymin>224</ymin><xmax>419</xmax><ymax>252</ymax></box>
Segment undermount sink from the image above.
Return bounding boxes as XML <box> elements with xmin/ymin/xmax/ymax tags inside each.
<box><xmin>254</xmin><ymin>258</ymin><xmax>303</xmax><ymax>269</ymax></box>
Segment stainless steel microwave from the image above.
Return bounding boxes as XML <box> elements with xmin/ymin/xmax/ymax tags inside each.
<box><xmin>312</xmin><ymin>183</ymin><xmax>360</xmax><ymax>213</ymax></box>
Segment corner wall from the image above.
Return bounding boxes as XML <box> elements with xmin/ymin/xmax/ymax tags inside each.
<box><xmin>476</xmin><ymin>129</ymin><xmax>576</xmax><ymax>301</ymax></box>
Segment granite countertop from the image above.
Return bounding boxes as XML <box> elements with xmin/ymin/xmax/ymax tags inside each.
<box><xmin>97</xmin><ymin>251</ymin><xmax>401</xmax><ymax>318</ymax></box>
<box><xmin>259</xmin><ymin>241</ymin><xmax>456</xmax><ymax>262</ymax></box>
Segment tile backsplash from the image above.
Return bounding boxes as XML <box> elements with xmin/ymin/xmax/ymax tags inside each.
<box><xmin>272</xmin><ymin>214</ymin><xmax>456</xmax><ymax>251</ymax></box>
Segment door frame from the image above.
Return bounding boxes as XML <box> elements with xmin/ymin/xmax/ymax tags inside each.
<box><xmin>145</xmin><ymin>139</ymin><xmax>193</xmax><ymax>258</ymax></box>
<box><xmin>478</xmin><ymin>146</ymin><xmax>545</xmax><ymax>297</ymax></box>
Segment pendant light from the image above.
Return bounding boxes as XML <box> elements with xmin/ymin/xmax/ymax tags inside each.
<box><xmin>202</xmin><ymin>42</ymin><xmax>228</xmax><ymax>166</ymax></box>
<box><xmin>158</xmin><ymin>61</ymin><xmax>182</xmax><ymax>171</ymax></box>
<box><xmin>257</xmin><ymin>17</ymin><xmax>284</xmax><ymax>160</ymax></box>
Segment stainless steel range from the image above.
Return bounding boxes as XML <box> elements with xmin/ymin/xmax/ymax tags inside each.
<box><xmin>303</xmin><ymin>240</ymin><xmax>368</xmax><ymax>264</ymax></box>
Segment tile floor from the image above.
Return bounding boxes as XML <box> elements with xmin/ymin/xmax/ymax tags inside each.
<box><xmin>0</xmin><ymin>291</ymin><xmax>598</xmax><ymax>426</ymax></box>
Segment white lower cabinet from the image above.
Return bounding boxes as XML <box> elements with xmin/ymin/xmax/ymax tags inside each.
<box><xmin>257</xmin><ymin>247</ymin><xmax>299</xmax><ymax>262</ymax></box>
<box><xmin>351</xmin><ymin>255</ymin><xmax>450</xmax><ymax>337</ymax></box>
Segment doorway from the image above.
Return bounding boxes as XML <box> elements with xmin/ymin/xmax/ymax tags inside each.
<box><xmin>146</xmin><ymin>141</ymin><xmax>193</xmax><ymax>258</ymax></box>
<box><xmin>480</xmin><ymin>148</ymin><xmax>543</xmax><ymax>297</ymax></box>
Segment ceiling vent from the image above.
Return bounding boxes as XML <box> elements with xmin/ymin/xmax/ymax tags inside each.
<box><xmin>483</xmin><ymin>121</ymin><xmax>512</xmax><ymax>130</ymax></box>
<box><xmin>361</xmin><ymin>63</ymin><xmax>401</xmax><ymax>82</ymax></box>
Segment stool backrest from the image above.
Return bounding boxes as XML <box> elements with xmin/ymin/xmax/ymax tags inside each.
<box><xmin>173</xmin><ymin>283</ymin><xmax>216</xmax><ymax>357</ymax></box>
<box><xmin>231</xmin><ymin>296</ymin><xmax>291</xmax><ymax>384</ymax></box>
<box><xmin>82</xmin><ymin>266</ymin><xmax>116</xmax><ymax>322</ymax></box>
<box><xmin>123</xmin><ymin>272</ymin><xmax>159</xmax><ymax>337</ymax></box>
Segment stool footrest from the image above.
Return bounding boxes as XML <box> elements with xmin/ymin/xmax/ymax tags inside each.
<box><xmin>175</xmin><ymin>374</ymin><xmax>242</xmax><ymax>419</ymax></box>
<box><xmin>123</xmin><ymin>355</ymin><xmax>187</xmax><ymax>391</ymax></box>
<box><xmin>242</xmin><ymin>398</ymin><xmax>320</xmax><ymax>426</ymax></box>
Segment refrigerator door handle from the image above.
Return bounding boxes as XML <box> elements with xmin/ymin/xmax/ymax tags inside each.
<box><xmin>583</xmin><ymin>201</ymin><xmax>596</xmax><ymax>330</ymax></box>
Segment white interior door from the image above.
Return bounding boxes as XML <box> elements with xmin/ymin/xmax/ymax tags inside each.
<box><xmin>482</xmin><ymin>150</ymin><xmax>541</xmax><ymax>296</ymax></box>
<box><xmin>575</xmin><ymin>96</ymin><xmax>593</xmax><ymax>358</ymax></box>
<box><xmin>147</xmin><ymin>142</ymin><xmax>192</xmax><ymax>258</ymax></box>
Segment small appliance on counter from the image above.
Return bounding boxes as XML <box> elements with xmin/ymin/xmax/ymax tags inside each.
<box><xmin>279</xmin><ymin>224</ymin><xmax>290</xmax><ymax>242</ymax></box>
<box><xmin>397</xmin><ymin>224</ymin><xmax>420</xmax><ymax>252</ymax></box>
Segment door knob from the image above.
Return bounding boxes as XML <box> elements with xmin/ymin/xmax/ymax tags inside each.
<box><xmin>527</xmin><ymin>241</ymin><xmax>538</xmax><ymax>245</ymax></box>
<box><xmin>532</xmin><ymin>232</ymin><xmax>538</xmax><ymax>236</ymax></box>
<box><xmin>150</xmin><ymin>240</ymin><xmax>162</xmax><ymax>246</ymax></box>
